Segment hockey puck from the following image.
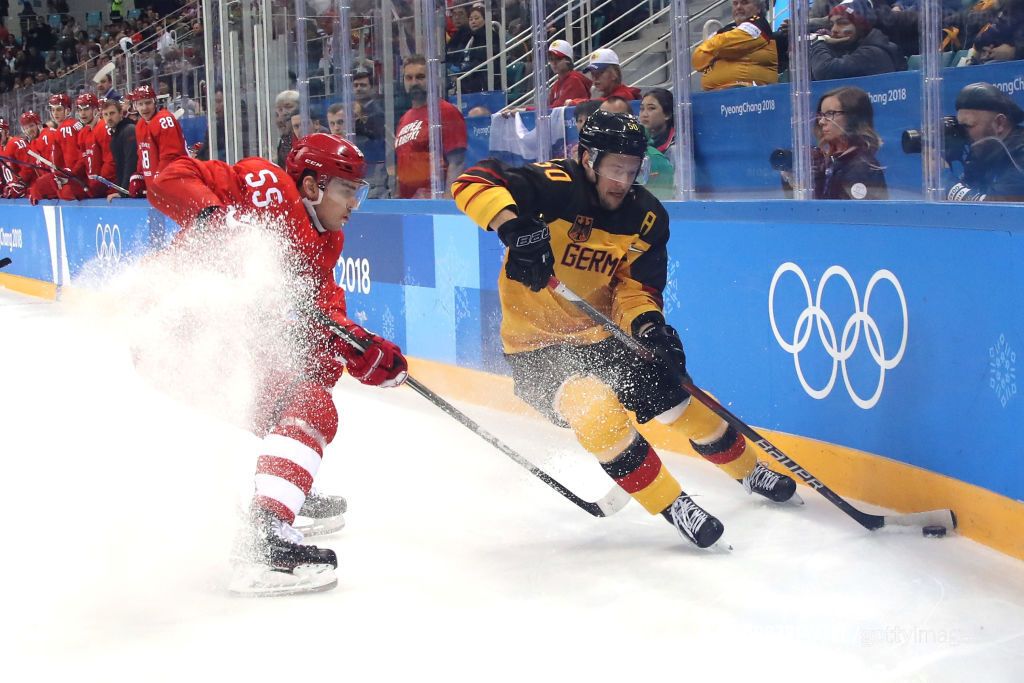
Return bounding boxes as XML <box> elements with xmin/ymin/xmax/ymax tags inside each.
<box><xmin>922</xmin><ymin>525</ymin><xmax>947</xmax><ymax>538</ymax></box>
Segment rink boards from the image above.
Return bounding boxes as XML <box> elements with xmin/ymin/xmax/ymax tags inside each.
<box><xmin>2</xmin><ymin>197</ymin><xmax>1023</xmax><ymax>559</ymax></box>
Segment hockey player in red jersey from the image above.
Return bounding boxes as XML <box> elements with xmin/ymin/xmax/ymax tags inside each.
<box><xmin>130</xmin><ymin>84</ymin><xmax>187</xmax><ymax>198</ymax></box>
<box><xmin>1</xmin><ymin>113</ymin><xmax>39</xmax><ymax>198</ymax></box>
<box><xmin>18</xmin><ymin>110</ymin><xmax>64</xmax><ymax>203</ymax></box>
<box><xmin>148</xmin><ymin>133</ymin><xmax>408</xmax><ymax>595</ymax></box>
<box><xmin>76</xmin><ymin>93</ymin><xmax>116</xmax><ymax>198</ymax></box>
<box><xmin>0</xmin><ymin>117</ymin><xmax>25</xmax><ymax>197</ymax></box>
<box><xmin>48</xmin><ymin>92</ymin><xmax>89</xmax><ymax>201</ymax></box>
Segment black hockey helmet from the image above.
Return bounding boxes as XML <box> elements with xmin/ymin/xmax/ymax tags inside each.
<box><xmin>577</xmin><ymin>110</ymin><xmax>650</xmax><ymax>185</ymax></box>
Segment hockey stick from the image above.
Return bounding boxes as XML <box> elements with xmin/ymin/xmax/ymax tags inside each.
<box><xmin>313</xmin><ymin>310</ymin><xmax>631</xmax><ymax>517</ymax></box>
<box><xmin>0</xmin><ymin>153</ymin><xmax>55</xmax><ymax>177</ymax></box>
<box><xmin>26</xmin><ymin>150</ymin><xmax>90</xmax><ymax>189</ymax></box>
<box><xmin>89</xmin><ymin>174</ymin><xmax>129</xmax><ymax>195</ymax></box>
<box><xmin>548</xmin><ymin>277</ymin><xmax>957</xmax><ymax>532</ymax></box>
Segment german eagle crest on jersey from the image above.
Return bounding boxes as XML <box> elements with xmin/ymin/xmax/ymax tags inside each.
<box><xmin>568</xmin><ymin>214</ymin><xmax>593</xmax><ymax>243</ymax></box>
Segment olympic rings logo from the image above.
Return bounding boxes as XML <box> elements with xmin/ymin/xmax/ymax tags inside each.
<box><xmin>95</xmin><ymin>223</ymin><xmax>121</xmax><ymax>264</ymax></box>
<box><xmin>768</xmin><ymin>263</ymin><xmax>908</xmax><ymax>410</ymax></box>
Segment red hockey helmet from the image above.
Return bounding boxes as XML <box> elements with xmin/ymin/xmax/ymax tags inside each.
<box><xmin>20</xmin><ymin>110</ymin><xmax>42</xmax><ymax>127</ymax></box>
<box><xmin>132</xmin><ymin>84</ymin><xmax>156</xmax><ymax>102</ymax></box>
<box><xmin>76</xmin><ymin>93</ymin><xmax>99</xmax><ymax>109</ymax></box>
<box><xmin>285</xmin><ymin>133</ymin><xmax>367</xmax><ymax>189</ymax></box>
<box><xmin>48</xmin><ymin>93</ymin><xmax>71</xmax><ymax>109</ymax></box>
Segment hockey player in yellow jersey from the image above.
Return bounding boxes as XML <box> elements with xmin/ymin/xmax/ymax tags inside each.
<box><xmin>453</xmin><ymin>110</ymin><xmax>797</xmax><ymax>548</ymax></box>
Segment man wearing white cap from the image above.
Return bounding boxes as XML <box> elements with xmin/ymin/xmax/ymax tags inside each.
<box><xmin>583</xmin><ymin>48</ymin><xmax>641</xmax><ymax>101</ymax></box>
<box><xmin>547</xmin><ymin>39</ymin><xmax>592</xmax><ymax>108</ymax></box>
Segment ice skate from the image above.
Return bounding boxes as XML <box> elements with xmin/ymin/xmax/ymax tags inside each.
<box><xmin>740</xmin><ymin>461</ymin><xmax>802</xmax><ymax>504</ymax></box>
<box><xmin>294</xmin><ymin>488</ymin><xmax>348</xmax><ymax>537</ymax></box>
<box><xmin>662</xmin><ymin>493</ymin><xmax>725</xmax><ymax>549</ymax></box>
<box><xmin>229</xmin><ymin>507</ymin><xmax>338</xmax><ymax>597</ymax></box>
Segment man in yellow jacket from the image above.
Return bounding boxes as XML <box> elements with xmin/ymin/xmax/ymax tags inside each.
<box><xmin>693</xmin><ymin>0</ymin><xmax>779</xmax><ymax>90</ymax></box>
<box><xmin>452</xmin><ymin>111</ymin><xmax>798</xmax><ymax>549</ymax></box>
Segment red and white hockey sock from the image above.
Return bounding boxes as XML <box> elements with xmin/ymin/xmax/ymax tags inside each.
<box><xmin>253</xmin><ymin>383</ymin><xmax>339</xmax><ymax>524</ymax></box>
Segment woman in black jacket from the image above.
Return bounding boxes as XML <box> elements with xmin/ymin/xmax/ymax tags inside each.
<box><xmin>812</xmin><ymin>85</ymin><xmax>888</xmax><ymax>199</ymax></box>
<box><xmin>456</xmin><ymin>4</ymin><xmax>500</xmax><ymax>93</ymax></box>
<box><xmin>779</xmin><ymin>85</ymin><xmax>888</xmax><ymax>199</ymax></box>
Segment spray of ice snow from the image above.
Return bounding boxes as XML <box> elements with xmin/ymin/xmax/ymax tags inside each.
<box><xmin>4</xmin><ymin>216</ymin><xmax>324</xmax><ymax>660</ymax></box>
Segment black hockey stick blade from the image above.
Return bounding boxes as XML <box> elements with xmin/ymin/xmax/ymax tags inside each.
<box><xmin>315</xmin><ymin>309</ymin><xmax>631</xmax><ymax>517</ymax></box>
<box><xmin>0</xmin><ymin>257</ymin><xmax>11</xmax><ymax>269</ymax></box>
<box><xmin>548</xmin><ymin>278</ymin><xmax>957</xmax><ymax>532</ymax></box>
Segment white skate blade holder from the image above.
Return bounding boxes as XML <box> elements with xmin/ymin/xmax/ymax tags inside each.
<box><xmin>293</xmin><ymin>513</ymin><xmax>346</xmax><ymax>538</ymax></box>
<box><xmin>228</xmin><ymin>563</ymin><xmax>337</xmax><ymax>597</ymax></box>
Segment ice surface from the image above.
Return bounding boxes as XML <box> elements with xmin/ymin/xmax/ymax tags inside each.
<box><xmin>2</xmin><ymin>288</ymin><xmax>1023</xmax><ymax>682</ymax></box>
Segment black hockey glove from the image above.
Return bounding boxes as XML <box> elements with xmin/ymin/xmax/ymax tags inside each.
<box><xmin>633</xmin><ymin>312</ymin><xmax>687</xmax><ymax>380</ymax></box>
<box><xmin>497</xmin><ymin>214</ymin><xmax>555</xmax><ymax>292</ymax></box>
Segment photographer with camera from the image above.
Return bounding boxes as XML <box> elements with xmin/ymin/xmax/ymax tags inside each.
<box><xmin>946</xmin><ymin>82</ymin><xmax>1024</xmax><ymax>202</ymax></box>
<box><xmin>773</xmin><ymin>86</ymin><xmax>888</xmax><ymax>200</ymax></box>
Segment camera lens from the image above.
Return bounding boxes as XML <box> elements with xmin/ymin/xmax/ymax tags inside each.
<box><xmin>769</xmin><ymin>148</ymin><xmax>793</xmax><ymax>172</ymax></box>
<box><xmin>902</xmin><ymin>130</ymin><xmax>922</xmax><ymax>154</ymax></box>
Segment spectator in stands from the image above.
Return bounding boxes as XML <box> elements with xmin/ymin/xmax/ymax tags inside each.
<box><xmin>692</xmin><ymin>0</ymin><xmax>777</xmax><ymax>91</ymax></box>
<box><xmin>350</xmin><ymin>67</ymin><xmax>388</xmax><ymax>198</ymax></box>
<box><xmin>781</xmin><ymin>86</ymin><xmax>888</xmax><ymax>200</ymax></box>
<box><xmin>573</xmin><ymin>99</ymin><xmax>602</xmax><ymax>132</ymax></box>
<box><xmin>564</xmin><ymin>100</ymin><xmax>601</xmax><ymax>161</ymax></box>
<box><xmin>467</xmin><ymin>105</ymin><xmax>491</xmax><ymax>117</ymax></box>
<box><xmin>326</xmin><ymin>102</ymin><xmax>353</xmax><ymax>137</ymax></box>
<box><xmin>453</xmin><ymin>4</ymin><xmax>500</xmax><ymax>94</ymax></box>
<box><xmin>352</xmin><ymin>66</ymin><xmax>385</xmax><ymax>143</ymax></box>
<box><xmin>808</xmin><ymin>0</ymin><xmax>905</xmax><ymax>81</ymax></box>
<box><xmin>395</xmin><ymin>54</ymin><xmax>467</xmax><ymax>198</ymax></box>
<box><xmin>102</xmin><ymin>96</ymin><xmax>136</xmax><ymax>199</ymax></box>
<box><xmin>96</xmin><ymin>72</ymin><xmax>119</xmax><ymax>101</ymax></box>
<box><xmin>291</xmin><ymin>112</ymin><xmax>324</xmax><ymax>140</ymax></box>
<box><xmin>547</xmin><ymin>39</ymin><xmax>591</xmax><ymax>108</ymax></box>
<box><xmin>639</xmin><ymin>88</ymin><xmax>675</xmax><ymax>156</ymax></box>
<box><xmin>947</xmin><ymin>82</ymin><xmax>1024</xmax><ymax>202</ymax></box>
<box><xmin>198</xmin><ymin>87</ymin><xmax>225</xmax><ymax>161</ymax></box>
<box><xmin>446</xmin><ymin>5</ymin><xmax>472</xmax><ymax>55</ymax></box>
<box><xmin>966</xmin><ymin>15</ymin><xmax>1023</xmax><ymax>64</ymax></box>
<box><xmin>275</xmin><ymin>89</ymin><xmax>299</xmax><ymax>167</ymax></box>
<box><xmin>599</xmin><ymin>96</ymin><xmax>674</xmax><ymax>199</ymax></box>
<box><xmin>583</xmin><ymin>48</ymin><xmax>640</xmax><ymax>100</ymax></box>
<box><xmin>505</xmin><ymin>0</ymin><xmax>530</xmax><ymax>35</ymax></box>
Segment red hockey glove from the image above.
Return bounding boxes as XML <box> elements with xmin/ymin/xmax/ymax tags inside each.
<box><xmin>27</xmin><ymin>179</ymin><xmax>49</xmax><ymax>205</ymax></box>
<box><xmin>334</xmin><ymin>320</ymin><xmax>408</xmax><ymax>388</ymax></box>
<box><xmin>128</xmin><ymin>174</ymin><xmax>146</xmax><ymax>198</ymax></box>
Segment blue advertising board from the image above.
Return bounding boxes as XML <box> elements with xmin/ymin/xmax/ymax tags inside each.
<box><xmin>6</xmin><ymin>193</ymin><xmax>1024</xmax><ymax>509</ymax></box>
<box><xmin>0</xmin><ymin>201</ymin><xmax>55</xmax><ymax>282</ymax></box>
<box><xmin>60</xmin><ymin>201</ymin><xmax>166</xmax><ymax>283</ymax></box>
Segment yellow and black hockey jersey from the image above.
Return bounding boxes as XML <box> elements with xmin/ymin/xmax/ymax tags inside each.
<box><xmin>453</xmin><ymin>157</ymin><xmax>670</xmax><ymax>354</ymax></box>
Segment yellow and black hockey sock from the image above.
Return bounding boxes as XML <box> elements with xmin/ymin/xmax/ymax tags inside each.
<box><xmin>664</xmin><ymin>397</ymin><xmax>757</xmax><ymax>481</ymax></box>
<box><xmin>557</xmin><ymin>376</ymin><xmax>680</xmax><ymax>514</ymax></box>
<box><xmin>600</xmin><ymin>433</ymin><xmax>681</xmax><ymax>514</ymax></box>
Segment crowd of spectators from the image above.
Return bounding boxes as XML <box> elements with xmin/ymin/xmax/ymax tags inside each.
<box><xmin>0</xmin><ymin>1</ymin><xmax>194</xmax><ymax>95</ymax></box>
<box><xmin>694</xmin><ymin>0</ymin><xmax>1024</xmax><ymax>92</ymax></box>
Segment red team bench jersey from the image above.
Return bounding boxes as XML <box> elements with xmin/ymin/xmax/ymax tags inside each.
<box><xmin>136</xmin><ymin>109</ymin><xmax>188</xmax><ymax>178</ymax></box>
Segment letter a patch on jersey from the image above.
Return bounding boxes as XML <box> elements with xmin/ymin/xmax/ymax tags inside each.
<box><xmin>568</xmin><ymin>214</ymin><xmax>593</xmax><ymax>243</ymax></box>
